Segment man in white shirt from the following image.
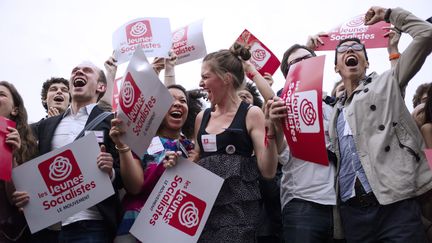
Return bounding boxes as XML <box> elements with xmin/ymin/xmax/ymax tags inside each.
<box><xmin>13</xmin><ymin>61</ymin><xmax>122</xmax><ymax>242</ymax></box>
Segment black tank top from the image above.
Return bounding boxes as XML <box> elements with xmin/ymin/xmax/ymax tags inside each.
<box><xmin>197</xmin><ymin>101</ymin><xmax>254</xmax><ymax>158</ymax></box>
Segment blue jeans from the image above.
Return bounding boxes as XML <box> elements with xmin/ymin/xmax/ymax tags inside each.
<box><xmin>282</xmin><ymin>199</ymin><xmax>334</xmax><ymax>243</ymax></box>
<box><xmin>59</xmin><ymin>220</ymin><xmax>111</xmax><ymax>243</ymax></box>
<box><xmin>340</xmin><ymin>198</ymin><xmax>427</xmax><ymax>243</ymax></box>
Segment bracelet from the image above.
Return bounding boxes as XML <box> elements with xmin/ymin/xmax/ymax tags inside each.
<box><xmin>266</xmin><ymin>134</ymin><xmax>275</xmax><ymax>139</ymax></box>
<box><xmin>247</xmin><ymin>71</ymin><xmax>258</xmax><ymax>80</ymax></box>
<box><xmin>115</xmin><ymin>144</ymin><xmax>131</xmax><ymax>153</ymax></box>
<box><xmin>389</xmin><ymin>53</ymin><xmax>400</xmax><ymax>61</ymax></box>
<box><xmin>164</xmin><ymin>74</ymin><xmax>175</xmax><ymax>77</ymax></box>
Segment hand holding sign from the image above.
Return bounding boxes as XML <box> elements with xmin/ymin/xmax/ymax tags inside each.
<box><xmin>364</xmin><ymin>6</ymin><xmax>387</xmax><ymax>25</ymax></box>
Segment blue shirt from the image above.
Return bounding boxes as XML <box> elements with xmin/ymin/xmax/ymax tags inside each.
<box><xmin>336</xmin><ymin>109</ymin><xmax>372</xmax><ymax>202</ymax></box>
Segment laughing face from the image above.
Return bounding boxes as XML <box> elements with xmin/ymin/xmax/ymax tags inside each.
<box><xmin>162</xmin><ymin>88</ymin><xmax>189</xmax><ymax>132</ymax></box>
<box><xmin>199</xmin><ymin>61</ymin><xmax>226</xmax><ymax>105</ymax></box>
<box><xmin>335</xmin><ymin>41</ymin><xmax>369</xmax><ymax>80</ymax></box>
<box><xmin>70</xmin><ymin>62</ymin><xmax>105</xmax><ymax>104</ymax></box>
<box><xmin>46</xmin><ymin>83</ymin><xmax>70</xmax><ymax>112</ymax></box>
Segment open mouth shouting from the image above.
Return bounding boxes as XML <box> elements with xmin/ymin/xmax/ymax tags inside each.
<box><xmin>345</xmin><ymin>55</ymin><xmax>358</xmax><ymax>67</ymax></box>
<box><xmin>169</xmin><ymin>110</ymin><xmax>183</xmax><ymax>120</ymax></box>
<box><xmin>73</xmin><ymin>78</ymin><xmax>87</xmax><ymax>88</ymax></box>
<box><xmin>53</xmin><ymin>95</ymin><xmax>65</xmax><ymax>103</ymax></box>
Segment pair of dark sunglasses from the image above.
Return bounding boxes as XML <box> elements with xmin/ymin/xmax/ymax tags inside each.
<box><xmin>288</xmin><ymin>54</ymin><xmax>314</xmax><ymax>67</ymax></box>
<box><xmin>336</xmin><ymin>43</ymin><xmax>364</xmax><ymax>53</ymax></box>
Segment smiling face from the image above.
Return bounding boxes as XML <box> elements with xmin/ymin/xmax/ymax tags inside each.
<box><xmin>199</xmin><ymin>61</ymin><xmax>227</xmax><ymax>105</ymax></box>
<box><xmin>0</xmin><ymin>84</ymin><xmax>17</xmax><ymax>119</ymax></box>
<box><xmin>162</xmin><ymin>88</ymin><xmax>189</xmax><ymax>132</ymax></box>
<box><xmin>70</xmin><ymin>62</ymin><xmax>106</xmax><ymax>104</ymax></box>
<box><xmin>46</xmin><ymin>82</ymin><xmax>70</xmax><ymax>112</ymax></box>
<box><xmin>335</xmin><ymin>41</ymin><xmax>369</xmax><ymax>81</ymax></box>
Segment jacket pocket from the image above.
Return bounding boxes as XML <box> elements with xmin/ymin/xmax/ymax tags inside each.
<box><xmin>394</xmin><ymin>122</ymin><xmax>421</xmax><ymax>162</ymax></box>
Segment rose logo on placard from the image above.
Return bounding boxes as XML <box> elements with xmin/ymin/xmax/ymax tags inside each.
<box><xmin>173</xmin><ymin>29</ymin><xmax>186</xmax><ymax>43</ymax></box>
<box><xmin>178</xmin><ymin>201</ymin><xmax>200</xmax><ymax>228</ymax></box>
<box><xmin>346</xmin><ymin>16</ymin><xmax>364</xmax><ymax>27</ymax></box>
<box><xmin>48</xmin><ymin>156</ymin><xmax>72</xmax><ymax>181</ymax></box>
<box><xmin>252</xmin><ymin>49</ymin><xmax>266</xmax><ymax>62</ymax></box>
<box><xmin>121</xmin><ymin>81</ymin><xmax>135</xmax><ymax>108</ymax></box>
<box><xmin>300</xmin><ymin>99</ymin><xmax>317</xmax><ymax>126</ymax></box>
<box><xmin>130</xmin><ymin>22</ymin><xmax>148</xmax><ymax>37</ymax></box>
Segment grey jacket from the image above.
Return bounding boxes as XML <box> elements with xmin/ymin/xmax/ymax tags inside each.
<box><xmin>329</xmin><ymin>7</ymin><xmax>432</xmax><ymax>205</ymax></box>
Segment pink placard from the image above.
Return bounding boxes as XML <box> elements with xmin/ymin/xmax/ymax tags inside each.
<box><xmin>235</xmin><ymin>29</ymin><xmax>280</xmax><ymax>78</ymax></box>
<box><xmin>0</xmin><ymin>116</ymin><xmax>16</xmax><ymax>181</ymax></box>
<box><xmin>315</xmin><ymin>15</ymin><xmax>390</xmax><ymax>51</ymax></box>
<box><xmin>111</xmin><ymin>77</ymin><xmax>123</xmax><ymax>112</ymax></box>
<box><xmin>424</xmin><ymin>149</ymin><xmax>432</xmax><ymax>170</ymax></box>
<box><xmin>280</xmin><ymin>56</ymin><xmax>328</xmax><ymax>165</ymax></box>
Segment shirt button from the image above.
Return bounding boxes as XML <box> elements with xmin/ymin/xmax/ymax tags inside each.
<box><xmin>364</xmin><ymin>88</ymin><xmax>369</xmax><ymax>93</ymax></box>
<box><xmin>378</xmin><ymin>124</ymin><xmax>385</xmax><ymax>130</ymax></box>
<box><xmin>370</xmin><ymin>105</ymin><xmax>376</xmax><ymax>111</ymax></box>
<box><xmin>384</xmin><ymin>146</ymin><xmax>390</xmax><ymax>152</ymax></box>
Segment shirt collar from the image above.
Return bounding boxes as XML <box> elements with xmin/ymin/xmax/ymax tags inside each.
<box><xmin>63</xmin><ymin>103</ymin><xmax>97</xmax><ymax>118</ymax></box>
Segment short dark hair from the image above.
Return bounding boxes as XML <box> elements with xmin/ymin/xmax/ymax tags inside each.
<box><xmin>41</xmin><ymin>77</ymin><xmax>70</xmax><ymax>111</ymax></box>
<box><xmin>334</xmin><ymin>38</ymin><xmax>368</xmax><ymax>65</ymax></box>
<box><xmin>97</xmin><ymin>69</ymin><xmax>107</xmax><ymax>101</ymax></box>
<box><xmin>280</xmin><ymin>44</ymin><xmax>316</xmax><ymax>78</ymax></box>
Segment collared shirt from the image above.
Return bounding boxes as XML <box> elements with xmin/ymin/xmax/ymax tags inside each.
<box><xmin>52</xmin><ymin>103</ymin><xmax>104</xmax><ymax>225</ymax></box>
<box><xmin>336</xmin><ymin>108</ymin><xmax>372</xmax><ymax>202</ymax></box>
<box><xmin>279</xmin><ymin>102</ymin><xmax>336</xmax><ymax>208</ymax></box>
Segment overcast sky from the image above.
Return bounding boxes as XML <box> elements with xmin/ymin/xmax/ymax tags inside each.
<box><xmin>1</xmin><ymin>0</ymin><xmax>431</xmax><ymax>122</ymax></box>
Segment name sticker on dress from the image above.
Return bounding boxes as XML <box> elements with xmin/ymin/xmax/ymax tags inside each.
<box><xmin>84</xmin><ymin>130</ymin><xmax>104</xmax><ymax>143</ymax></box>
<box><xmin>147</xmin><ymin>136</ymin><xmax>165</xmax><ymax>155</ymax></box>
<box><xmin>201</xmin><ymin>134</ymin><xmax>217</xmax><ymax>152</ymax></box>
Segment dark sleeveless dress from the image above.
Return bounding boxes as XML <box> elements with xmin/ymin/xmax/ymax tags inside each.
<box><xmin>197</xmin><ymin>102</ymin><xmax>261</xmax><ymax>243</ymax></box>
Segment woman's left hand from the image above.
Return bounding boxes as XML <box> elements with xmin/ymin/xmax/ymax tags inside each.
<box><xmin>6</xmin><ymin>127</ymin><xmax>20</xmax><ymax>151</ymax></box>
<box><xmin>163</xmin><ymin>151</ymin><xmax>182</xmax><ymax>168</ymax></box>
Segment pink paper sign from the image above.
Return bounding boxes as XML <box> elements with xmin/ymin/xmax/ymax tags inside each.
<box><xmin>280</xmin><ymin>56</ymin><xmax>328</xmax><ymax>165</ymax></box>
<box><xmin>315</xmin><ymin>15</ymin><xmax>390</xmax><ymax>51</ymax></box>
<box><xmin>235</xmin><ymin>29</ymin><xmax>280</xmax><ymax>78</ymax></box>
<box><xmin>424</xmin><ymin>149</ymin><xmax>432</xmax><ymax>170</ymax></box>
<box><xmin>0</xmin><ymin>116</ymin><xmax>16</xmax><ymax>181</ymax></box>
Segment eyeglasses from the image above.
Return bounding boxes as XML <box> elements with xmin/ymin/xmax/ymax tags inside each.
<box><xmin>287</xmin><ymin>54</ymin><xmax>314</xmax><ymax>66</ymax></box>
<box><xmin>336</xmin><ymin>43</ymin><xmax>364</xmax><ymax>53</ymax></box>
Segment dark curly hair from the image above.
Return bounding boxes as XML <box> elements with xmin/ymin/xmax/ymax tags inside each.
<box><xmin>183</xmin><ymin>88</ymin><xmax>206</xmax><ymax>139</ymax></box>
<box><xmin>40</xmin><ymin>77</ymin><xmax>70</xmax><ymax>112</ymax></box>
<box><xmin>1</xmin><ymin>81</ymin><xmax>38</xmax><ymax>165</ymax></box>
<box><xmin>244</xmin><ymin>81</ymin><xmax>263</xmax><ymax>108</ymax></box>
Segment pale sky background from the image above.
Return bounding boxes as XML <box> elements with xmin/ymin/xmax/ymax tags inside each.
<box><xmin>1</xmin><ymin>0</ymin><xmax>431</xmax><ymax>123</ymax></box>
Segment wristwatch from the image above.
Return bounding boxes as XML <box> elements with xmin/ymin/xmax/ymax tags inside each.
<box><xmin>384</xmin><ymin>8</ymin><xmax>392</xmax><ymax>23</ymax></box>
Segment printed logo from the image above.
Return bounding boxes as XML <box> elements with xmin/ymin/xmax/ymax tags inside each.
<box><xmin>38</xmin><ymin>150</ymin><xmax>83</xmax><ymax>196</ymax></box>
<box><xmin>296</xmin><ymin>90</ymin><xmax>320</xmax><ymax>133</ymax></box>
<box><xmin>340</xmin><ymin>15</ymin><xmax>368</xmax><ymax>34</ymax></box>
<box><xmin>249</xmin><ymin>42</ymin><xmax>271</xmax><ymax>70</ymax></box>
<box><xmin>119</xmin><ymin>72</ymin><xmax>144</xmax><ymax>123</ymax></box>
<box><xmin>173</xmin><ymin>27</ymin><xmax>188</xmax><ymax>43</ymax></box>
<box><xmin>126</xmin><ymin>20</ymin><xmax>153</xmax><ymax>45</ymax></box>
<box><xmin>165</xmin><ymin>190</ymin><xmax>206</xmax><ymax>236</ymax></box>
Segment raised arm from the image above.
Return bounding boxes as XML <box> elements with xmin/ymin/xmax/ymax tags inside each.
<box><xmin>109</xmin><ymin>117</ymin><xmax>143</xmax><ymax>195</ymax></box>
<box><xmin>365</xmin><ymin>7</ymin><xmax>432</xmax><ymax>90</ymax></box>
<box><xmin>247</xmin><ymin>106</ymin><xmax>278</xmax><ymax>179</ymax></box>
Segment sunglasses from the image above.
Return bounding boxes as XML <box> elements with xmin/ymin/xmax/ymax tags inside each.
<box><xmin>287</xmin><ymin>54</ymin><xmax>314</xmax><ymax>67</ymax></box>
<box><xmin>336</xmin><ymin>43</ymin><xmax>364</xmax><ymax>53</ymax></box>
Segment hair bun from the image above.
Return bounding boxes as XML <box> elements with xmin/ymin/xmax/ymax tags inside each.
<box><xmin>230</xmin><ymin>43</ymin><xmax>251</xmax><ymax>61</ymax></box>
